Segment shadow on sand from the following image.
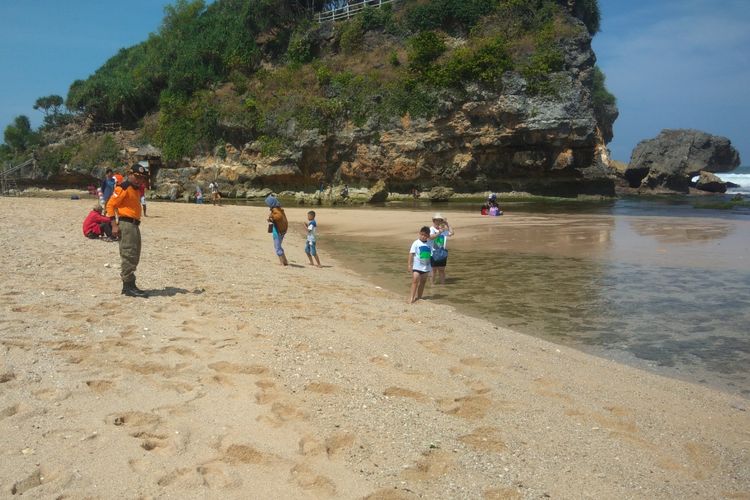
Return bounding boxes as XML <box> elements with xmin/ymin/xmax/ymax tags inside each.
<box><xmin>145</xmin><ymin>287</ymin><xmax>205</xmax><ymax>297</ymax></box>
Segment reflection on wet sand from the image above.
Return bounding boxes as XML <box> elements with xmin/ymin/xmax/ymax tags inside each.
<box><xmin>629</xmin><ymin>219</ymin><xmax>733</xmax><ymax>243</ymax></box>
<box><xmin>321</xmin><ymin>209</ymin><xmax>750</xmax><ymax>397</ymax></box>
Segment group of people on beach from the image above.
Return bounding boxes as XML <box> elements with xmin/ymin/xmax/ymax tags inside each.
<box><xmin>264</xmin><ymin>194</ymin><xmax>322</xmax><ymax>268</ymax></box>
<box><xmin>83</xmin><ymin>168</ymin><xmax>465</xmax><ymax>302</ymax></box>
<box><xmin>195</xmin><ymin>181</ymin><xmax>222</xmax><ymax>205</ymax></box>
<box><xmin>83</xmin><ymin>167</ymin><xmax>149</xmax><ymax>242</ymax></box>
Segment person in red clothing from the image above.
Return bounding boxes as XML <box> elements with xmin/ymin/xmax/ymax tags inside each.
<box><xmin>82</xmin><ymin>204</ymin><xmax>113</xmax><ymax>239</ymax></box>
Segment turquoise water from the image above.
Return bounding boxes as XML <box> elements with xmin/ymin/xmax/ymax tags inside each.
<box><xmin>324</xmin><ymin>198</ymin><xmax>750</xmax><ymax>397</ymax></box>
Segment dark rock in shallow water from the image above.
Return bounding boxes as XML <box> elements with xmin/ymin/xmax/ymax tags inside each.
<box><xmin>625</xmin><ymin>129</ymin><xmax>741</xmax><ymax>193</ymax></box>
<box><xmin>695</xmin><ymin>171</ymin><xmax>727</xmax><ymax>193</ymax></box>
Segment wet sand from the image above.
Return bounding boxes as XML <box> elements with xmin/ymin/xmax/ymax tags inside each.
<box><xmin>0</xmin><ymin>197</ymin><xmax>748</xmax><ymax>498</ymax></box>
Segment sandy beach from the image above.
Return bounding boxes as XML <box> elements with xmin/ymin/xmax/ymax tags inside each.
<box><xmin>0</xmin><ymin>196</ymin><xmax>748</xmax><ymax>499</ymax></box>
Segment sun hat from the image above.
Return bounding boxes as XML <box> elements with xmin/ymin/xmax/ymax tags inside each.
<box><xmin>432</xmin><ymin>212</ymin><xmax>444</xmax><ymax>220</ymax></box>
<box><xmin>130</xmin><ymin>164</ymin><xmax>147</xmax><ymax>176</ymax></box>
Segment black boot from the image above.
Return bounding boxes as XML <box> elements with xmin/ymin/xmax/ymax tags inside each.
<box><xmin>122</xmin><ymin>280</ymin><xmax>148</xmax><ymax>298</ymax></box>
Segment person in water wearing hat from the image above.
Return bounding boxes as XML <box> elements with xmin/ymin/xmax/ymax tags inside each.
<box><xmin>429</xmin><ymin>213</ymin><xmax>454</xmax><ymax>285</ymax></box>
<box><xmin>266</xmin><ymin>194</ymin><xmax>289</xmax><ymax>266</ymax></box>
<box><xmin>106</xmin><ymin>164</ymin><xmax>149</xmax><ymax>297</ymax></box>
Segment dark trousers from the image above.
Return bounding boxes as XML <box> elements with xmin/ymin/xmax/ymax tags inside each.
<box><xmin>118</xmin><ymin>220</ymin><xmax>141</xmax><ymax>283</ymax></box>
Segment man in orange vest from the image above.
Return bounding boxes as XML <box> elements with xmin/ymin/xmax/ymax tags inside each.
<box><xmin>106</xmin><ymin>164</ymin><xmax>149</xmax><ymax>298</ymax></box>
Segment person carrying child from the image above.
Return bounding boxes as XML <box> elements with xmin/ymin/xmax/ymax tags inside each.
<box><xmin>408</xmin><ymin>226</ymin><xmax>433</xmax><ymax>304</ymax></box>
<box><xmin>304</xmin><ymin>210</ymin><xmax>322</xmax><ymax>267</ymax></box>
<box><xmin>266</xmin><ymin>194</ymin><xmax>289</xmax><ymax>266</ymax></box>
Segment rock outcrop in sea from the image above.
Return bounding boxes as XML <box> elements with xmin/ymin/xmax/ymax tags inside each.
<box><xmin>624</xmin><ymin>129</ymin><xmax>741</xmax><ymax>193</ymax></box>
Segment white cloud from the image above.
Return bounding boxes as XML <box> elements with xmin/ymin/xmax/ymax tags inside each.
<box><xmin>595</xmin><ymin>0</ymin><xmax>750</xmax><ymax>162</ymax></box>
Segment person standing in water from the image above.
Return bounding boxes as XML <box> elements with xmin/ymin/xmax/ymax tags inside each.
<box><xmin>429</xmin><ymin>213</ymin><xmax>454</xmax><ymax>285</ymax></box>
<box><xmin>408</xmin><ymin>226</ymin><xmax>433</xmax><ymax>303</ymax></box>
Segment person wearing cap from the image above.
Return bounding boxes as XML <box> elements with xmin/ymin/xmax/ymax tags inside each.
<box><xmin>265</xmin><ymin>194</ymin><xmax>289</xmax><ymax>266</ymax></box>
<box><xmin>429</xmin><ymin>212</ymin><xmax>454</xmax><ymax>285</ymax></box>
<box><xmin>106</xmin><ymin>164</ymin><xmax>149</xmax><ymax>297</ymax></box>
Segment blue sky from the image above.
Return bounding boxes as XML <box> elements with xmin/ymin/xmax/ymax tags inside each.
<box><xmin>1</xmin><ymin>0</ymin><xmax>748</xmax><ymax>165</ymax></box>
<box><xmin>593</xmin><ymin>0</ymin><xmax>749</xmax><ymax>162</ymax></box>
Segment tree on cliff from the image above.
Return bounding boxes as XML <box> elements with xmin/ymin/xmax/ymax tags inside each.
<box><xmin>3</xmin><ymin>116</ymin><xmax>37</xmax><ymax>154</ymax></box>
<box><xmin>33</xmin><ymin>95</ymin><xmax>65</xmax><ymax>127</ymax></box>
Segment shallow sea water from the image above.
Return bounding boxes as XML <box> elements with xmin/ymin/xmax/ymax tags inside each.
<box><xmin>323</xmin><ymin>198</ymin><xmax>750</xmax><ymax>397</ymax></box>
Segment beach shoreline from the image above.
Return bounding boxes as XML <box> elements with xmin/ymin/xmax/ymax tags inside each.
<box><xmin>0</xmin><ymin>197</ymin><xmax>748</xmax><ymax>498</ymax></box>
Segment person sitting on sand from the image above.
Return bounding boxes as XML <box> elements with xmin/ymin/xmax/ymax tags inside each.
<box><xmin>266</xmin><ymin>194</ymin><xmax>289</xmax><ymax>266</ymax></box>
<box><xmin>82</xmin><ymin>204</ymin><xmax>113</xmax><ymax>240</ymax></box>
<box><xmin>408</xmin><ymin>226</ymin><xmax>433</xmax><ymax>304</ymax></box>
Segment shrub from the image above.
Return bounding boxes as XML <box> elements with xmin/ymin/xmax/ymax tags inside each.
<box><xmin>572</xmin><ymin>0</ymin><xmax>600</xmax><ymax>35</ymax></box>
<box><xmin>404</xmin><ymin>0</ymin><xmax>497</xmax><ymax>34</ymax></box>
<box><xmin>436</xmin><ymin>36</ymin><xmax>512</xmax><ymax>88</ymax></box>
<box><xmin>520</xmin><ymin>22</ymin><xmax>565</xmax><ymax>95</ymax></box>
<box><xmin>287</xmin><ymin>25</ymin><xmax>315</xmax><ymax>64</ymax></box>
<box><xmin>389</xmin><ymin>51</ymin><xmax>401</xmax><ymax>67</ymax></box>
<box><xmin>591</xmin><ymin>66</ymin><xmax>616</xmax><ymax>114</ymax></box>
<box><xmin>408</xmin><ymin>31</ymin><xmax>446</xmax><ymax>71</ymax></box>
<box><xmin>156</xmin><ymin>91</ymin><xmax>220</xmax><ymax>160</ymax></box>
<box><xmin>36</xmin><ymin>145</ymin><xmax>74</xmax><ymax>174</ymax></box>
<box><xmin>339</xmin><ymin>17</ymin><xmax>365</xmax><ymax>54</ymax></box>
<box><xmin>257</xmin><ymin>135</ymin><xmax>286</xmax><ymax>156</ymax></box>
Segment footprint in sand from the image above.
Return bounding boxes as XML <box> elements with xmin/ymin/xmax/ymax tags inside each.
<box><xmin>400</xmin><ymin>449</ymin><xmax>454</xmax><ymax>480</ymax></box>
<box><xmin>208</xmin><ymin>361</ymin><xmax>269</xmax><ymax>375</ymax></box>
<box><xmin>383</xmin><ymin>386</ymin><xmax>427</xmax><ymax>402</ymax></box>
<box><xmin>222</xmin><ymin>443</ymin><xmax>276</xmax><ymax>465</ymax></box>
<box><xmin>304</xmin><ymin>382</ymin><xmax>340</xmax><ymax>395</ymax></box>
<box><xmin>10</xmin><ymin>466</ymin><xmax>61</xmax><ymax>496</ymax></box>
<box><xmin>298</xmin><ymin>435</ymin><xmax>326</xmax><ymax>456</ymax></box>
<box><xmin>458</xmin><ymin>426</ymin><xmax>506</xmax><ymax>452</ymax></box>
<box><xmin>85</xmin><ymin>379</ymin><xmax>114</xmax><ymax>393</ymax></box>
<box><xmin>437</xmin><ymin>394</ymin><xmax>492</xmax><ymax>420</ymax></box>
<box><xmin>255</xmin><ymin>379</ymin><xmax>279</xmax><ymax>405</ymax></box>
<box><xmin>0</xmin><ymin>403</ymin><xmax>20</xmax><ymax>421</ymax></box>
<box><xmin>417</xmin><ymin>337</ymin><xmax>453</xmax><ymax>355</ymax></box>
<box><xmin>289</xmin><ymin>463</ymin><xmax>336</xmax><ymax>496</ymax></box>
<box><xmin>483</xmin><ymin>487</ymin><xmax>522</xmax><ymax>499</ymax></box>
<box><xmin>130</xmin><ymin>431</ymin><xmax>170</xmax><ymax>452</ymax></box>
<box><xmin>324</xmin><ymin>431</ymin><xmax>356</xmax><ymax>458</ymax></box>
<box><xmin>108</xmin><ymin>411</ymin><xmax>161</xmax><ymax>428</ymax></box>
<box><xmin>363</xmin><ymin>488</ymin><xmax>414</xmax><ymax>500</ymax></box>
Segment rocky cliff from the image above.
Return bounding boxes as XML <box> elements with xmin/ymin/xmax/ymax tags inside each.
<box><xmin>11</xmin><ymin>6</ymin><xmax>619</xmax><ymax>200</ymax></box>
<box><xmin>146</xmin><ymin>21</ymin><xmax>618</xmax><ymax>200</ymax></box>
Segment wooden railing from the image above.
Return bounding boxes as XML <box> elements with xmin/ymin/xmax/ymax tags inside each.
<box><xmin>0</xmin><ymin>157</ymin><xmax>33</xmax><ymax>196</ymax></box>
<box><xmin>317</xmin><ymin>0</ymin><xmax>396</xmax><ymax>23</ymax></box>
<box><xmin>90</xmin><ymin>122</ymin><xmax>122</xmax><ymax>133</ymax></box>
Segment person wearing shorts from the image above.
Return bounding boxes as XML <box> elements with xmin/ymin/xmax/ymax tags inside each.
<box><xmin>408</xmin><ymin>226</ymin><xmax>433</xmax><ymax>304</ymax></box>
<box><xmin>304</xmin><ymin>210</ymin><xmax>321</xmax><ymax>267</ymax></box>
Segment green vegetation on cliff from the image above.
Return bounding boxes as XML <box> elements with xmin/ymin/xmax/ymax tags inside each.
<box><xmin>3</xmin><ymin>0</ymin><xmax>609</xmax><ymax>169</ymax></box>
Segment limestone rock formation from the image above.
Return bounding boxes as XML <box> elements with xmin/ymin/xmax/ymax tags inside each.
<box><xmin>694</xmin><ymin>171</ymin><xmax>727</xmax><ymax>193</ymax></box>
<box><xmin>625</xmin><ymin>129</ymin><xmax>741</xmax><ymax>193</ymax></box>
